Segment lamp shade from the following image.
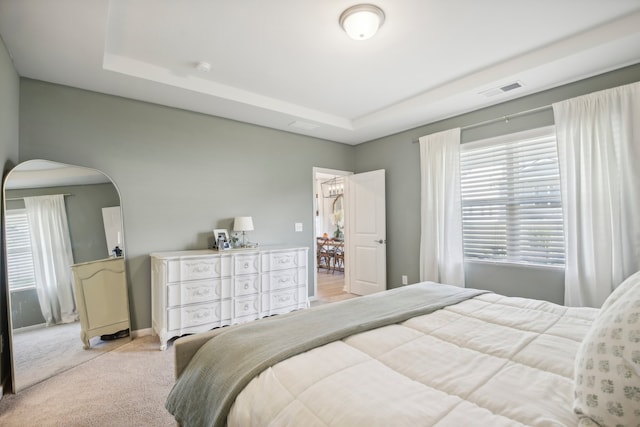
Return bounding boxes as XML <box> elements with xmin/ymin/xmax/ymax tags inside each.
<box><xmin>233</xmin><ymin>216</ymin><xmax>254</xmax><ymax>232</ymax></box>
<box><xmin>339</xmin><ymin>4</ymin><xmax>385</xmax><ymax>40</ymax></box>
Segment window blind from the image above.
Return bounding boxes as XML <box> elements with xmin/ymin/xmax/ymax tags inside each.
<box><xmin>6</xmin><ymin>210</ymin><xmax>37</xmax><ymax>290</ymax></box>
<box><xmin>460</xmin><ymin>126</ymin><xmax>564</xmax><ymax>267</ymax></box>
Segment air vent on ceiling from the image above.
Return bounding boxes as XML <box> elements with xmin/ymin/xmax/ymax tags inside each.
<box><xmin>479</xmin><ymin>81</ymin><xmax>524</xmax><ymax>98</ymax></box>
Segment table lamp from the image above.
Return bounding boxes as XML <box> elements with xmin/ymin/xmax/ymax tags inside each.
<box><xmin>233</xmin><ymin>216</ymin><xmax>254</xmax><ymax>248</ymax></box>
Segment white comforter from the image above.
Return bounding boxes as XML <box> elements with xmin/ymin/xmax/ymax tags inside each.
<box><xmin>228</xmin><ymin>293</ymin><xmax>599</xmax><ymax>426</ymax></box>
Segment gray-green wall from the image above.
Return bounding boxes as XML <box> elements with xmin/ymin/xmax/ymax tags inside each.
<box><xmin>18</xmin><ymin>80</ymin><xmax>355</xmax><ymax>330</ymax></box>
<box><xmin>10</xmin><ymin>59</ymin><xmax>640</xmax><ymax>333</ymax></box>
<box><xmin>6</xmin><ymin>182</ymin><xmax>120</xmax><ymax>329</ymax></box>
<box><xmin>355</xmin><ymin>62</ymin><xmax>640</xmax><ymax>303</ymax></box>
<box><xmin>0</xmin><ymin>34</ymin><xmax>19</xmax><ymax>393</ymax></box>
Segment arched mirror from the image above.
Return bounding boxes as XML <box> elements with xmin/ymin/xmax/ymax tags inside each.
<box><xmin>333</xmin><ymin>194</ymin><xmax>343</xmax><ymax>215</ymax></box>
<box><xmin>3</xmin><ymin>160</ymin><xmax>126</xmax><ymax>392</ymax></box>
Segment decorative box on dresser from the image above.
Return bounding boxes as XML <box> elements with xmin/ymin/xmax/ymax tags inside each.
<box><xmin>151</xmin><ymin>246</ymin><xmax>308</xmax><ymax>350</ymax></box>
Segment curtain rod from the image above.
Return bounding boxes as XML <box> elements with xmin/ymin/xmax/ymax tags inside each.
<box><xmin>5</xmin><ymin>193</ymin><xmax>72</xmax><ymax>201</ymax></box>
<box><xmin>461</xmin><ymin>104</ymin><xmax>552</xmax><ymax>130</ymax></box>
<box><xmin>413</xmin><ymin>104</ymin><xmax>552</xmax><ymax>143</ymax></box>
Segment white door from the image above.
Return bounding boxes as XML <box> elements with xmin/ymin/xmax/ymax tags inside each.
<box><xmin>346</xmin><ymin>169</ymin><xmax>386</xmax><ymax>295</ymax></box>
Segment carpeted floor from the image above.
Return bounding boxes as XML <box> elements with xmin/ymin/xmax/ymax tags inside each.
<box><xmin>0</xmin><ymin>335</ymin><xmax>176</xmax><ymax>426</ymax></box>
<box><xmin>12</xmin><ymin>322</ymin><xmax>128</xmax><ymax>392</ymax></box>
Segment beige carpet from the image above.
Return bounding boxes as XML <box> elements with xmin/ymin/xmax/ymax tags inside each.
<box><xmin>0</xmin><ymin>335</ymin><xmax>176</xmax><ymax>426</ymax></box>
<box><xmin>12</xmin><ymin>322</ymin><xmax>128</xmax><ymax>392</ymax></box>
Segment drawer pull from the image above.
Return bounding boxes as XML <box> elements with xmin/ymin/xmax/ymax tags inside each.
<box><xmin>243</xmin><ymin>304</ymin><xmax>249</xmax><ymax>311</ymax></box>
<box><xmin>278</xmin><ymin>257</ymin><xmax>290</xmax><ymax>264</ymax></box>
<box><xmin>243</xmin><ymin>262</ymin><xmax>249</xmax><ymax>269</ymax></box>
<box><xmin>279</xmin><ymin>277</ymin><xmax>290</xmax><ymax>283</ymax></box>
<box><xmin>244</xmin><ymin>283</ymin><xmax>249</xmax><ymax>290</ymax></box>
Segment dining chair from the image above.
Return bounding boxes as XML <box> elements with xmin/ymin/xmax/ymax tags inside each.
<box><xmin>316</xmin><ymin>238</ymin><xmax>333</xmax><ymax>272</ymax></box>
<box><xmin>332</xmin><ymin>243</ymin><xmax>344</xmax><ymax>273</ymax></box>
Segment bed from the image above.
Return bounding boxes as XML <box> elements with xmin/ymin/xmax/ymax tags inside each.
<box><xmin>166</xmin><ymin>274</ymin><xmax>640</xmax><ymax>427</ymax></box>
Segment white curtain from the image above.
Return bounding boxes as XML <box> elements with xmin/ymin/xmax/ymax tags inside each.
<box><xmin>24</xmin><ymin>195</ymin><xmax>77</xmax><ymax>325</ymax></box>
<box><xmin>553</xmin><ymin>82</ymin><xmax>640</xmax><ymax>307</ymax></box>
<box><xmin>419</xmin><ymin>128</ymin><xmax>465</xmax><ymax>287</ymax></box>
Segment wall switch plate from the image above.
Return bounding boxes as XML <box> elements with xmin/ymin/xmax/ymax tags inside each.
<box><xmin>401</xmin><ymin>275</ymin><xmax>408</xmax><ymax>285</ymax></box>
<box><xmin>295</xmin><ymin>222</ymin><xmax>303</xmax><ymax>232</ymax></box>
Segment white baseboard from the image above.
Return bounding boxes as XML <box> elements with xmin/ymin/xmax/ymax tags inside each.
<box><xmin>12</xmin><ymin>323</ymin><xmax>47</xmax><ymax>334</ymax></box>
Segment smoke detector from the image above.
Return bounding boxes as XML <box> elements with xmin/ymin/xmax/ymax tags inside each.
<box><xmin>195</xmin><ymin>61</ymin><xmax>211</xmax><ymax>72</ymax></box>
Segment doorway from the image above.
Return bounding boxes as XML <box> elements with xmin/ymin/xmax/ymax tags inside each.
<box><xmin>312</xmin><ymin>168</ymin><xmax>355</xmax><ymax>305</ymax></box>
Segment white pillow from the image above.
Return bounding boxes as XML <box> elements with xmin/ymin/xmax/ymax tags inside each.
<box><xmin>600</xmin><ymin>271</ymin><xmax>640</xmax><ymax>312</ymax></box>
<box><xmin>574</xmin><ymin>270</ymin><xmax>640</xmax><ymax>426</ymax></box>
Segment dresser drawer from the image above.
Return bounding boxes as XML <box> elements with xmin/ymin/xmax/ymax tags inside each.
<box><xmin>167</xmin><ymin>256</ymin><xmax>231</xmax><ymax>283</ymax></box>
<box><xmin>265</xmin><ymin>288</ymin><xmax>301</xmax><ymax>311</ymax></box>
<box><xmin>234</xmin><ymin>275</ymin><xmax>260</xmax><ymax>297</ymax></box>
<box><xmin>167</xmin><ymin>301</ymin><xmax>231</xmax><ymax>330</ymax></box>
<box><xmin>234</xmin><ymin>295</ymin><xmax>260</xmax><ymax>319</ymax></box>
<box><xmin>167</xmin><ymin>278</ymin><xmax>231</xmax><ymax>307</ymax></box>
<box><xmin>261</xmin><ymin>268</ymin><xmax>302</xmax><ymax>292</ymax></box>
<box><xmin>233</xmin><ymin>254</ymin><xmax>259</xmax><ymax>275</ymax></box>
<box><xmin>262</xmin><ymin>250</ymin><xmax>305</xmax><ymax>272</ymax></box>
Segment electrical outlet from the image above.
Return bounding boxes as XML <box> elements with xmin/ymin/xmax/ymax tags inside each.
<box><xmin>294</xmin><ymin>222</ymin><xmax>303</xmax><ymax>232</ymax></box>
<box><xmin>401</xmin><ymin>275</ymin><xmax>408</xmax><ymax>285</ymax></box>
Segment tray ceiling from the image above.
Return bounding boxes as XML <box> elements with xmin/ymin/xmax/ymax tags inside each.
<box><xmin>1</xmin><ymin>0</ymin><xmax>639</xmax><ymax>144</ymax></box>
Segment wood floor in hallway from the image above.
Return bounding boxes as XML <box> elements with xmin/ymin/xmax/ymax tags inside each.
<box><xmin>313</xmin><ymin>270</ymin><xmax>358</xmax><ymax>306</ymax></box>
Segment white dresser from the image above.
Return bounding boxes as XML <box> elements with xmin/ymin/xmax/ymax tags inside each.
<box><xmin>151</xmin><ymin>246</ymin><xmax>309</xmax><ymax>350</ymax></box>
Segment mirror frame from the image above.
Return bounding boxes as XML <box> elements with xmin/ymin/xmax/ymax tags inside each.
<box><xmin>2</xmin><ymin>160</ymin><xmax>125</xmax><ymax>393</ymax></box>
<box><xmin>333</xmin><ymin>194</ymin><xmax>343</xmax><ymax>214</ymax></box>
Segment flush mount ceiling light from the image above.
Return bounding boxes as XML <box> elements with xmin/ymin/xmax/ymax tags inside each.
<box><xmin>339</xmin><ymin>4</ymin><xmax>385</xmax><ymax>41</ymax></box>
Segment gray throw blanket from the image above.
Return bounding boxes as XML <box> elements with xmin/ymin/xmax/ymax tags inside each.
<box><xmin>166</xmin><ymin>282</ymin><xmax>487</xmax><ymax>427</ymax></box>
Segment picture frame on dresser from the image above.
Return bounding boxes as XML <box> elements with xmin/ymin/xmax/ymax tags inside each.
<box><xmin>213</xmin><ymin>229</ymin><xmax>230</xmax><ymax>250</ymax></box>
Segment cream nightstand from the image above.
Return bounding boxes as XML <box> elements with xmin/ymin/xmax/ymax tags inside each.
<box><xmin>71</xmin><ymin>257</ymin><xmax>131</xmax><ymax>349</ymax></box>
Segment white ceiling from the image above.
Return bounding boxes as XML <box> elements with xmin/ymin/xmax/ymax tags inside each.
<box><xmin>1</xmin><ymin>0</ymin><xmax>639</xmax><ymax>145</ymax></box>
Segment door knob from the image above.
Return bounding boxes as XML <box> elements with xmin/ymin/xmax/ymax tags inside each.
<box><xmin>374</xmin><ymin>239</ymin><xmax>386</xmax><ymax>244</ymax></box>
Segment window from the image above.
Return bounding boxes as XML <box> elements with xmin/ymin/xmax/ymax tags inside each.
<box><xmin>459</xmin><ymin>126</ymin><xmax>564</xmax><ymax>267</ymax></box>
<box><xmin>6</xmin><ymin>209</ymin><xmax>37</xmax><ymax>290</ymax></box>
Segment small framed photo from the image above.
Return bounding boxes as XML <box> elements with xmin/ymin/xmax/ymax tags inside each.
<box><xmin>213</xmin><ymin>229</ymin><xmax>231</xmax><ymax>250</ymax></box>
<box><xmin>213</xmin><ymin>228</ymin><xmax>229</xmax><ymax>243</ymax></box>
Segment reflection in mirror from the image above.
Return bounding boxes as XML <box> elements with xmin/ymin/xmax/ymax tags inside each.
<box><xmin>333</xmin><ymin>194</ymin><xmax>343</xmax><ymax>214</ymax></box>
<box><xmin>3</xmin><ymin>160</ymin><xmax>126</xmax><ymax>392</ymax></box>
<box><xmin>332</xmin><ymin>194</ymin><xmax>344</xmax><ymax>240</ymax></box>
